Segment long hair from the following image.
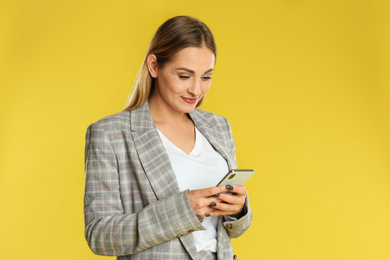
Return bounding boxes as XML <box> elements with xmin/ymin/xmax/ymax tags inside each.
<box><xmin>123</xmin><ymin>16</ymin><xmax>217</xmax><ymax>111</ymax></box>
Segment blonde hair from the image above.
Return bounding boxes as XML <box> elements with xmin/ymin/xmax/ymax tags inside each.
<box><xmin>123</xmin><ymin>16</ymin><xmax>217</xmax><ymax>111</ymax></box>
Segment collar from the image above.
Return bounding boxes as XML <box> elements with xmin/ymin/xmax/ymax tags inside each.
<box><xmin>130</xmin><ymin>100</ymin><xmax>216</xmax><ymax>132</ymax></box>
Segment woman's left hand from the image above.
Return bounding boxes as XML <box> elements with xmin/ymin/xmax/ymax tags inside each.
<box><xmin>208</xmin><ymin>185</ymin><xmax>247</xmax><ymax>216</ymax></box>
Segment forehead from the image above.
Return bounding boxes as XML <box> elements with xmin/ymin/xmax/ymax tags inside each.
<box><xmin>168</xmin><ymin>47</ymin><xmax>215</xmax><ymax>70</ymax></box>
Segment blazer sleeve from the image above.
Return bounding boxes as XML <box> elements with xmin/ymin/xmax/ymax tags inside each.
<box><xmin>221</xmin><ymin>117</ymin><xmax>253</xmax><ymax>238</ymax></box>
<box><xmin>84</xmin><ymin>123</ymin><xmax>205</xmax><ymax>256</ymax></box>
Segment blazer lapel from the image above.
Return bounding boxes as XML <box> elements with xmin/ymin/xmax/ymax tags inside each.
<box><xmin>189</xmin><ymin>110</ymin><xmax>236</xmax><ymax>170</ymax></box>
<box><xmin>129</xmin><ymin>103</ymin><xmax>233</xmax><ymax>260</ymax></box>
<box><xmin>129</xmin><ymin>101</ymin><xmax>180</xmax><ymax>200</ymax></box>
<box><xmin>130</xmin><ymin>102</ymin><xmax>201</xmax><ymax>259</ymax></box>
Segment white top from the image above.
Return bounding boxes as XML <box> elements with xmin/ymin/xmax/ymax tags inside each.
<box><xmin>157</xmin><ymin>127</ymin><xmax>229</xmax><ymax>252</ymax></box>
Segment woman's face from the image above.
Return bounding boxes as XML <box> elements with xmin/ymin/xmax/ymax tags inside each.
<box><xmin>149</xmin><ymin>46</ymin><xmax>215</xmax><ymax>115</ymax></box>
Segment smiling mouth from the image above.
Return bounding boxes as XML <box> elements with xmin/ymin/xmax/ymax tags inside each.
<box><xmin>181</xmin><ymin>97</ymin><xmax>198</xmax><ymax>104</ymax></box>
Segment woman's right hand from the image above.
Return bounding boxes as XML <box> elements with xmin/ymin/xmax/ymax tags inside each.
<box><xmin>187</xmin><ymin>185</ymin><xmax>243</xmax><ymax>219</ymax></box>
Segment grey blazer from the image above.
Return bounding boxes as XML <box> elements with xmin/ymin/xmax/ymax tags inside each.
<box><xmin>84</xmin><ymin>101</ymin><xmax>252</xmax><ymax>260</ymax></box>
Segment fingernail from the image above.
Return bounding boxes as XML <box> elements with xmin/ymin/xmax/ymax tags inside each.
<box><xmin>206</xmin><ymin>213</ymin><xmax>210</xmax><ymax>217</ymax></box>
<box><xmin>210</xmin><ymin>202</ymin><xmax>216</xmax><ymax>207</ymax></box>
<box><xmin>214</xmin><ymin>193</ymin><xmax>220</xmax><ymax>197</ymax></box>
<box><xmin>225</xmin><ymin>185</ymin><xmax>234</xmax><ymax>191</ymax></box>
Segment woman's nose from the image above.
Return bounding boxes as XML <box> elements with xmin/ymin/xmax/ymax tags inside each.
<box><xmin>188</xmin><ymin>78</ymin><xmax>201</xmax><ymax>96</ymax></box>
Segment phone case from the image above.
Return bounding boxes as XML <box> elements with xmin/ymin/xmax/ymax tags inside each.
<box><xmin>217</xmin><ymin>169</ymin><xmax>255</xmax><ymax>186</ymax></box>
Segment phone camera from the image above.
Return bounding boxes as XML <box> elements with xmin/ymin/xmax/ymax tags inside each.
<box><xmin>228</xmin><ymin>174</ymin><xmax>236</xmax><ymax>180</ymax></box>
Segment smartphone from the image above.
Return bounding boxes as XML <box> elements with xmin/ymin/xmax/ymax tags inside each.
<box><xmin>217</xmin><ymin>169</ymin><xmax>255</xmax><ymax>187</ymax></box>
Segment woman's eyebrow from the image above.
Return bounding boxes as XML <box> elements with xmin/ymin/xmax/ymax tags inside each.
<box><xmin>176</xmin><ymin>67</ymin><xmax>214</xmax><ymax>74</ymax></box>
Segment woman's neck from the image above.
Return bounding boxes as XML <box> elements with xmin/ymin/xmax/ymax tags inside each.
<box><xmin>148</xmin><ymin>97</ymin><xmax>191</xmax><ymax>126</ymax></box>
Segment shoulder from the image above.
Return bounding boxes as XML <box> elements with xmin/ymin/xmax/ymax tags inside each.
<box><xmin>191</xmin><ymin>108</ymin><xmax>230</xmax><ymax>127</ymax></box>
<box><xmin>190</xmin><ymin>108</ymin><xmax>234</xmax><ymax>140</ymax></box>
<box><xmin>191</xmin><ymin>108</ymin><xmax>236</xmax><ymax>151</ymax></box>
<box><xmin>86</xmin><ymin>110</ymin><xmax>131</xmax><ymax>136</ymax></box>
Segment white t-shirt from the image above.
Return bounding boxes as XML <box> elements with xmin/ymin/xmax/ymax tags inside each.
<box><xmin>157</xmin><ymin>127</ymin><xmax>229</xmax><ymax>252</ymax></box>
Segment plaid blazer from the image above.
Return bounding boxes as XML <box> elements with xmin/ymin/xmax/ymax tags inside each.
<box><xmin>84</xmin><ymin>101</ymin><xmax>252</xmax><ymax>260</ymax></box>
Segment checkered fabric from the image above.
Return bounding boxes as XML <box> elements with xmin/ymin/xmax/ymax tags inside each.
<box><xmin>84</xmin><ymin>101</ymin><xmax>252</xmax><ymax>259</ymax></box>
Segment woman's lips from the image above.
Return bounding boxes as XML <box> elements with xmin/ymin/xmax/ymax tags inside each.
<box><xmin>181</xmin><ymin>97</ymin><xmax>197</xmax><ymax>104</ymax></box>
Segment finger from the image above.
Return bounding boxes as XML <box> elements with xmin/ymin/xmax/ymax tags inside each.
<box><xmin>200</xmin><ymin>206</ymin><xmax>214</xmax><ymax>218</ymax></box>
<box><xmin>198</xmin><ymin>185</ymin><xmax>232</xmax><ymax>198</ymax></box>
<box><xmin>225</xmin><ymin>185</ymin><xmax>247</xmax><ymax>196</ymax></box>
<box><xmin>210</xmin><ymin>201</ymin><xmax>242</xmax><ymax>214</ymax></box>
<box><xmin>204</xmin><ymin>197</ymin><xmax>223</xmax><ymax>207</ymax></box>
<box><xmin>206</xmin><ymin>209</ymin><xmax>239</xmax><ymax>217</ymax></box>
<box><xmin>212</xmin><ymin>193</ymin><xmax>221</xmax><ymax>198</ymax></box>
<box><xmin>188</xmin><ymin>197</ymin><xmax>223</xmax><ymax>219</ymax></box>
<box><xmin>189</xmin><ymin>196</ymin><xmax>221</xmax><ymax>209</ymax></box>
<box><xmin>217</xmin><ymin>193</ymin><xmax>245</xmax><ymax>205</ymax></box>
<box><xmin>193</xmin><ymin>203</ymin><xmax>218</xmax><ymax>218</ymax></box>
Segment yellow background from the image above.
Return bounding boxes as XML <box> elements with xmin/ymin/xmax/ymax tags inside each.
<box><xmin>1</xmin><ymin>1</ymin><xmax>389</xmax><ymax>259</ymax></box>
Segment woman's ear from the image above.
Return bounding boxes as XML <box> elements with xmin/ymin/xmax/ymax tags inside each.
<box><xmin>146</xmin><ymin>53</ymin><xmax>158</xmax><ymax>78</ymax></box>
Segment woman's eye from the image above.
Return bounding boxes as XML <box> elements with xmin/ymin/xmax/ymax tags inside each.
<box><xmin>202</xmin><ymin>76</ymin><xmax>212</xmax><ymax>80</ymax></box>
<box><xmin>178</xmin><ymin>75</ymin><xmax>190</xmax><ymax>79</ymax></box>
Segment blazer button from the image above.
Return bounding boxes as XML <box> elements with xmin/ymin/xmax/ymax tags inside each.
<box><xmin>233</xmin><ymin>254</ymin><xmax>237</xmax><ymax>260</ymax></box>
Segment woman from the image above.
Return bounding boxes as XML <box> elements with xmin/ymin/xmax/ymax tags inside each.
<box><xmin>84</xmin><ymin>16</ymin><xmax>252</xmax><ymax>260</ymax></box>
